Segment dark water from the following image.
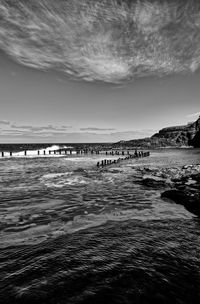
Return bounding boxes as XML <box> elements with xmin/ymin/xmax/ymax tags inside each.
<box><xmin>0</xmin><ymin>147</ymin><xmax>200</xmax><ymax>304</ymax></box>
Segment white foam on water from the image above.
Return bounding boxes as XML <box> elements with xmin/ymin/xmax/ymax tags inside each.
<box><xmin>0</xmin><ymin>145</ymin><xmax>74</xmax><ymax>158</ymax></box>
<box><xmin>40</xmin><ymin>168</ymin><xmax>119</xmax><ymax>188</ymax></box>
<box><xmin>41</xmin><ymin>172</ymin><xmax>73</xmax><ymax>179</ymax></box>
<box><xmin>41</xmin><ymin>171</ymin><xmax>91</xmax><ymax>187</ymax></box>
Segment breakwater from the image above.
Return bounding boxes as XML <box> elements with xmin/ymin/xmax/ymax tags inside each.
<box><xmin>0</xmin><ymin>148</ymin><xmax>150</xmax><ymax>159</ymax></box>
<box><xmin>96</xmin><ymin>151</ymin><xmax>150</xmax><ymax>167</ymax></box>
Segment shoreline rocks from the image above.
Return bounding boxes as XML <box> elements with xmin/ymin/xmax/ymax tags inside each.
<box><xmin>139</xmin><ymin>164</ymin><xmax>200</xmax><ymax>216</ymax></box>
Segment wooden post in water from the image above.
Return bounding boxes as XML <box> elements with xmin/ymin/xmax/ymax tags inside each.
<box><xmin>1</xmin><ymin>151</ymin><xmax>4</xmax><ymax>157</ymax></box>
<box><xmin>54</xmin><ymin>150</ymin><xmax>56</xmax><ymax>155</ymax></box>
<box><xmin>44</xmin><ymin>150</ymin><xmax>46</xmax><ymax>155</ymax></box>
<box><xmin>135</xmin><ymin>150</ymin><xmax>138</xmax><ymax>157</ymax></box>
<box><xmin>38</xmin><ymin>150</ymin><xmax>40</xmax><ymax>155</ymax></box>
<box><xmin>49</xmin><ymin>150</ymin><xmax>51</xmax><ymax>155</ymax></box>
<box><xmin>24</xmin><ymin>150</ymin><xmax>27</xmax><ymax>156</ymax></box>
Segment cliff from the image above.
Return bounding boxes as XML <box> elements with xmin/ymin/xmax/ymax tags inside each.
<box><xmin>113</xmin><ymin>116</ymin><xmax>200</xmax><ymax>148</ymax></box>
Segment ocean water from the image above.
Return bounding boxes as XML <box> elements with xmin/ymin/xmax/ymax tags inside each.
<box><xmin>0</xmin><ymin>147</ymin><xmax>200</xmax><ymax>304</ymax></box>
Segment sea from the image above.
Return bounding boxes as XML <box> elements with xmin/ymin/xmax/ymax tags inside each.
<box><xmin>0</xmin><ymin>145</ymin><xmax>200</xmax><ymax>304</ymax></box>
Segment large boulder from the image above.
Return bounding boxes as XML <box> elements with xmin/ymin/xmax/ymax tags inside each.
<box><xmin>190</xmin><ymin>130</ymin><xmax>200</xmax><ymax>148</ymax></box>
<box><xmin>142</xmin><ymin>175</ymin><xmax>171</xmax><ymax>188</ymax></box>
<box><xmin>161</xmin><ymin>173</ymin><xmax>200</xmax><ymax>216</ymax></box>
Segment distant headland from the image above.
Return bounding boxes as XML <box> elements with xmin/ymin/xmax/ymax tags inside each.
<box><xmin>113</xmin><ymin>116</ymin><xmax>200</xmax><ymax>149</ymax></box>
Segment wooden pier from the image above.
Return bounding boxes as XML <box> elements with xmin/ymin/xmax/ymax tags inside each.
<box><xmin>0</xmin><ymin>148</ymin><xmax>150</xmax><ymax>159</ymax></box>
<box><xmin>96</xmin><ymin>151</ymin><xmax>150</xmax><ymax>168</ymax></box>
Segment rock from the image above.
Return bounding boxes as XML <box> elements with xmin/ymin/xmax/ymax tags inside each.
<box><xmin>161</xmin><ymin>169</ymin><xmax>200</xmax><ymax>216</ymax></box>
<box><xmin>142</xmin><ymin>175</ymin><xmax>169</xmax><ymax>187</ymax></box>
<box><xmin>135</xmin><ymin>164</ymin><xmax>200</xmax><ymax>217</ymax></box>
<box><xmin>185</xmin><ymin>179</ymin><xmax>197</xmax><ymax>186</ymax></box>
<box><xmin>161</xmin><ymin>189</ymin><xmax>200</xmax><ymax>216</ymax></box>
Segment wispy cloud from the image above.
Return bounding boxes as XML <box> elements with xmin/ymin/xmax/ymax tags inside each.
<box><xmin>10</xmin><ymin>124</ymin><xmax>72</xmax><ymax>132</ymax></box>
<box><xmin>0</xmin><ymin>0</ymin><xmax>200</xmax><ymax>83</ymax></box>
<box><xmin>0</xmin><ymin>121</ymin><xmax>156</xmax><ymax>143</ymax></box>
<box><xmin>80</xmin><ymin>127</ymin><xmax>115</xmax><ymax>131</ymax></box>
<box><xmin>0</xmin><ymin>123</ymin><xmax>73</xmax><ymax>141</ymax></box>
<box><xmin>0</xmin><ymin>120</ymin><xmax>10</xmax><ymax>125</ymax></box>
<box><xmin>187</xmin><ymin>112</ymin><xmax>200</xmax><ymax>118</ymax></box>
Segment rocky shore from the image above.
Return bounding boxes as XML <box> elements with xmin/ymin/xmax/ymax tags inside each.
<box><xmin>113</xmin><ymin>116</ymin><xmax>200</xmax><ymax>148</ymax></box>
<box><xmin>139</xmin><ymin>164</ymin><xmax>200</xmax><ymax>216</ymax></box>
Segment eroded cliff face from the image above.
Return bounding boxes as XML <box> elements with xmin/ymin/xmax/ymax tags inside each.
<box><xmin>152</xmin><ymin>117</ymin><xmax>200</xmax><ymax>147</ymax></box>
<box><xmin>191</xmin><ymin>130</ymin><xmax>200</xmax><ymax>148</ymax></box>
<box><xmin>190</xmin><ymin>117</ymin><xmax>200</xmax><ymax>147</ymax></box>
<box><xmin>114</xmin><ymin>117</ymin><xmax>200</xmax><ymax>148</ymax></box>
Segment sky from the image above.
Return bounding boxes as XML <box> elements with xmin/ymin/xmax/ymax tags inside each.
<box><xmin>0</xmin><ymin>0</ymin><xmax>200</xmax><ymax>143</ymax></box>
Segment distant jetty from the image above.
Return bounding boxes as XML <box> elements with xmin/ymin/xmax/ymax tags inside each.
<box><xmin>96</xmin><ymin>150</ymin><xmax>150</xmax><ymax>168</ymax></box>
<box><xmin>0</xmin><ymin>148</ymin><xmax>150</xmax><ymax>160</ymax></box>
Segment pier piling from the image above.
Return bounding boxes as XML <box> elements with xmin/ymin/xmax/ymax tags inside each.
<box><xmin>96</xmin><ymin>150</ymin><xmax>150</xmax><ymax>168</ymax></box>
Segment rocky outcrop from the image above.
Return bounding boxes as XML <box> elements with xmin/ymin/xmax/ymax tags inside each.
<box><xmin>137</xmin><ymin>164</ymin><xmax>200</xmax><ymax>217</ymax></box>
<box><xmin>153</xmin><ymin>116</ymin><xmax>200</xmax><ymax>147</ymax></box>
<box><xmin>161</xmin><ymin>172</ymin><xmax>200</xmax><ymax>216</ymax></box>
<box><xmin>113</xmin><ymin>116</ymin><xmax>200</xmax><ymax>148</ymax></box>
<box><xmin>191</xmin><ymin>130</ymin><xmax>200</xmax><ymax>148</ymax></box>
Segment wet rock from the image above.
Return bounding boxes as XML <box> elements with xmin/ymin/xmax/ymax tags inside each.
<box><xmin>161</xmin><ymin>169</ymin><xmax>200</xmax><ymax>216</ymax></box>
<box><xmin>142</xmin><ymin>175</ymin><xmax>170</xmax><ymax>188</ymax></box>
<box><xmin>137</xmin><ymin>163</ymin><xmax>200</xmax><ymax>216</ymax></box>
<box><xmin>161</xmin><ymin>189</ymin><xmax>200</xmax><ymax>216</ymax></box>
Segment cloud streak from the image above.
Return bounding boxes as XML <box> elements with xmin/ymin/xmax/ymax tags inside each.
<box><xmin>0</xmin><ymin>120</ymin><xmax>10</xmax><ymax>125</ymax></box>
<box><xmin>0</xmin><ymin>119</ymin><xmax>155</xmax><ymax>142</ymax></box>
<box><xmin>80</xmin><ymin>127</ymin><xmax>115</xmax><ymax>131</ymax></box>
<box><xmin>1</xmin><ymin>0</ymin><xmax>200</xmax><ymax>83</ymax></box>
<box><xmin>10</xmin><ymin>124</ymin><xmax>71</xmax><ymax>132</ymax></box>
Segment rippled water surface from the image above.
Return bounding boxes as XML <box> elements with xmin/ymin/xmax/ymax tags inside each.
<box><xmin>0</xmin><ymin>148</ymin><xmax>200</xmax><ymax>303</ymax></box>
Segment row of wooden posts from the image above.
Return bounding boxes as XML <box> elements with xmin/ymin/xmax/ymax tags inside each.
<box><xmin>96</xmin><ymin>151</ymin><xmax>150</xmax><ymax>167</ymax></box>
<box><xmin>0</xmin><ymin>149</ymin><xmax>93</xmax><ymax>157</ymax></box>
<box><xmin>0</xmin><ymin>149</ymin><xmax>149</xmax><ymax>157</ymax></box>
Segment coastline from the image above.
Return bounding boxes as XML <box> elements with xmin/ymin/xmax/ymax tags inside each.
<box><xmin>138</xmin><ymin>164</ymin><xmax>200</xmax><ymax>217</ymax></box>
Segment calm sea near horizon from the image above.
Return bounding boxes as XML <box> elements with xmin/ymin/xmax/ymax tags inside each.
<box><xmin>0</xmin><ymin>146</ymin><xmax>200</xmax><ymax>304</ymax></box>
